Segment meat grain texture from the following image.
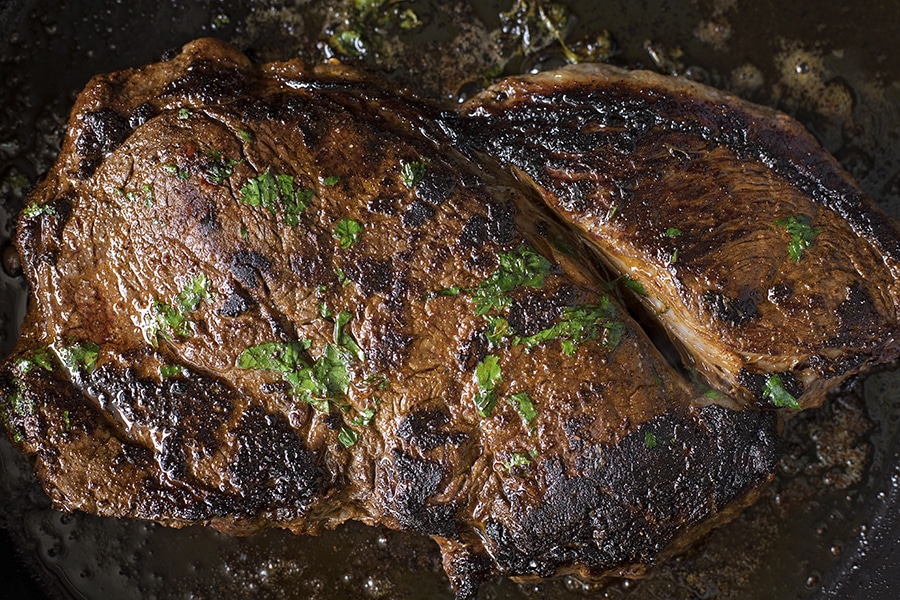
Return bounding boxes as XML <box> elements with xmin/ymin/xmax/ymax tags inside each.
<box><xmin>0</xmin><ymin>38</ymin><xmax>895</xmax><ymax>597</ymax></box>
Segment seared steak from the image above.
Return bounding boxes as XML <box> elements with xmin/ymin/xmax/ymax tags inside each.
<box><xmin>2</xmin><ymin>37</ymin><xmax>853</xmax><ymax>597</ymax></box>
<box><xmin>460</xmin><ymin>64</ymin><xmax>900</xmax><ymax>410</ymax></box>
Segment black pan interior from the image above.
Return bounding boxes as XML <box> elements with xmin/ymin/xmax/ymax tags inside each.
<box><xmin>2</xmin><ymin>1</ymin><xmax>900</xmax><ymax>598</ymax></box>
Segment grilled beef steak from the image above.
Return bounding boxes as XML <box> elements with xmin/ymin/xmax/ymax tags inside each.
<box><xmin>8</xmin><ymin>36</ymin><xmax>890</xmax><ymax>597</ymax></box>
<box><xmin>460</xmin><ymin>64</ymin><xmax>900</xmax><ymax>410</ymax></box>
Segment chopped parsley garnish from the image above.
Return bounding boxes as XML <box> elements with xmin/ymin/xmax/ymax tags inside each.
<box><xmin>338</xmin><ymin>426</ymin><xmax>359</xmax><ymax>447</ymax></box>
<box><xmin>334</xmin><ymin>218</ymin><xmax>363</xmax><ymax>249</ymax></box>
<box><xmin>669</xmin><ymin>248</ymin><xmax>679</xmax><ymax>265</ymax></box>
<box><xmin>333</xmin><ymin>29</ymin><xmax>366</xmax><ymax>58</ymax></box>
<box><xmin>177</xmin><ymin>107</ymin><xmax>191</xmax><ymax>119</ymax></box>
<box><xmin>400</xmin><ymin>160</ymin><xmax>428</xmax><ymax>188</ymax></box>
<box><xmin>665</xmin><ymin>227</ymin><xmax>683</xmax><ymax>237</ymax></box>
<box><xmin>238</xmin><ymin>327</ymin><xmax>362</xmax><ymax>414</ymax></box>
<box><xmin>644</xmin><ymin>430</ymin><xmax>658</xmax><ymax>449</ymax></box>
<box><xmin>322</xmin><ymin>175</ymin><xmax>340</xmax><ymax>186</ymax></box>
<box><xmin>622</xmin><ymin>275</ymin><xmax>647</xmax><ymax>296</ymax></box>
<box><xmin>350</xmin><ymin>407</ymin><xmax>376</xmax><ymax>427</ymax></box>
<box><xmin>14</xmin><ymin>347</ymin><xmax>55</xmax><ymax>375</ymax></box>
<box><xmin>774</xmin><ymin>215</ymin><xmax>824</xmax><ymax>263</ymax></box>
<box><xmin>484</xmin><ymin>315</ymin><xmax>511</xmax><ymax>347</ymax></box>
<box><xmin>333</xmin><ymin>310</ymin><xmax>365</xmax><ymax>362</ymax></box>
<box><xmin>239</xmin><ymin>171</ymin><xmax>314</xmax><ymax>226</ymax></box>
<box><xmin>160</xmin><ymin>364</ymin><xmax>187</xmax><ymax>378</ymax></box>
<box><xmin>239</xmin><ymin>129</ymin><xmax>253</xmax><ymax>143</ymax></box>
<box><xmin>505</xmin><ymin>452</ymin><xmax>533</xmax><ymax>473</ymax></box>
<box><xmin>762</xmin><ymin>374</ymin><xmax>801</xmax><ymax>409</ymax></box>
<box><xmin>508</xmin><ymin>391</ymin><xmax>537</xmax><ymax>428</ymax></box>
<box><xmin>472</xmin><ymin>244</ymin><xmax>551</xmax><ymax>315</ymax></box>
<box><xmin>62</xmin><ymin>410</ymin><xmax>71</xmax><ymax>431</ymax></box>
<box><xmin>54</xmin><ymin>341</ymin><xmax>100</xmax><ymax>375</ymax></box>
<box><xmin>398</xmin><ymin>8</ymin><xmax>422</xmax><ymax>29</ymax></box>
<box><xmin>163</xmin><ymin>164</ymin><xmax>191</xmax><ymax>180</ymax></box>
<box><xmin>22</xmin><ymin>202</ymin><xmax>56</xmax><ymax>218</ymax></box>
<box><xmin>203</xmin><ymin>152</ymin><xmax>241</xmax><ymax>185</ymax></box>
<box><xmin>144</xmin><ymin>274</ymin><xmax>212</xmax><ymax>345</ymax></box>
<box><xmin>513</xmin><ymin>299</ymin><xmax>623</xmax><ymax>355</ymax></box>
<box><xmin>474</xmin><ymin>355</ymin><xmax>502</xmax><ymax>417</ymax></box>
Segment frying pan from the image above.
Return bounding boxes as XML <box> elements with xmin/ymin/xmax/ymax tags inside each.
<box><xmin>2</xmin><ymin>1</ymin><xmax>899</xmax><ymax>598</ymax></box>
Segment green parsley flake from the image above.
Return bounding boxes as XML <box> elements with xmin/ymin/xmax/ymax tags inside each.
<box><xmin>160</xmin><ymin>364</ymin><xmax>187</xmax><ymax>378</ymax></box>
<box><xmin>474</xmin><ymin>355</ymin><xmax>502</xmax><ymax>417</ymax></box>
<box><xmin>239</xmin><ymin>129</ymin><xmax>253</xmax><ymax>143</ymax></box>
<box><xmin>350</xmin><ymin>407</ymin><xmax>376</xmax><ymax>427</ymax></box>
<box><xmin>505</xmin><ymin>452</ymin><xmax>533</xmax><ymax>473</ymax></box>
<box><xmin>338</xmin><ymin>426</ymin><xmax>359</xmax><ymax>447</ymax></box>
<box><xmin>774</xmin><ymin>215</ymin><xmax>824</xmax><ymax>263</ymax></box>
<box><xmin>665</xmin><ymin>227</ymin><xmax>683</xmax><ymax>237</ymax></box>
<box><xmin>400</xmin><ymin>160</ymin><xmax>428</xmax><ymax>188</ymax></box>
<box><xmin>333</xmin><ymin>311</ymin><xmax>365</xmax><ymax>362</ymax></box>
<box><xmin>513</xmin><ymin>298</ymin><xmax>623</xmax><ymax>355</ymax></box>
<box><xmin>177</xmin><ymin>107</ymin><xmax>191</xmax><ymax>119</ymax></box>
<box><xmin>22</xmin><ymin>202</ymin><xmax>56</xmax><ymax>218</ymax></box>
<box><xmin>644</xmin><ymin>430</ymin><xmax>658</xmax><ymax>449</ymax></box>
<box><xmin>472</xmin><ymin>245</ymin><xmax>552</xmax><ymax>315</ymax></box>
<box><xmin>762</xmin><ymin>374</ymin><xmax>801</xmax><ymax>409</ymax></box>
<box><xmin>54</xmin><ymin>342</ymin><xmax>100</xmax><ymax>375</ymax></box>
<box><xmin>508</xmin><ymin>391</ymin><xmax>537</xmax><ymax>427</ymax></box>
<box><xmin>238</xmin><ymin>337</ymin><xmax>359</xmax><ymax>413</ymax></box>
<box><xmin>144</xmin><ymin>274</ymin><xmax>212</xmax><ymax>345</ymax></box>
<box><xmin>239</xmin><ymin>171</ymin><xmax>314</xmax><ymax>226</ymax></box>
<box><xmin>334</xmin><ymin>218</ymin><xmax>363</xmax><ymax>249</ymax></box>
<box><xmin>15</xmin><ymin>347</ymin><xmax>55</xmax><ymax>375</ymax></box>
<box><xmin>322</xmin><ymin>175</ymin><xmax>340</xmax><ymax>186</ymax></box>
<box><xmin>622</xmin><ymin>276</ymin><xmax>648</xmax><ymax>296</ymax></box>
<box><xmin>203</xmin><ymin>152</ymin><xmax>241</xmax><ymax>185</ymax></box>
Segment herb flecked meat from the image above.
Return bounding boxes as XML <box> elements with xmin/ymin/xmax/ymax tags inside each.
<box><xmin>2</xmin><ymin>37</ymin><xmax>895</xmax><ymax>597</ymax></box>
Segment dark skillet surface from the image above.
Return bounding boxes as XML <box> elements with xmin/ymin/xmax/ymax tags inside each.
<box><xmin>1</xmin><ymin>1</ymin><xmax>899</xmax><ymax>598</ymax></box>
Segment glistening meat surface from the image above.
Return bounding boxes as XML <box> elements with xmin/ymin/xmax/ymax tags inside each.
<box><xmin>460</xmin><ymin>64</ymin><xmax>900</xmax><ymax>410</ymax></box>
<box><xmin>7</xmin><ymin>37</ymin><xmax>889</xmax><ymax>598</ymax></box>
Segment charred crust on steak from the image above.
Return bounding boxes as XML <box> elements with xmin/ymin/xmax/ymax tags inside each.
<box><xmin>345</xmin><ymin>256</ymin><xmax>393</xmax><ymax>295</ymax></box>
<box><xmin>379</xmin><ymin>448</ymin><xmax>459</xmax><ymax>538</ymax></box>
<box><xmin>397</xmin><ymin>409</ymin><xmax>467</xmax><ymax>451</ymax></box>
<box><xmin>401</xmin><ymin>199</ymin><xmax>436</xmax><ymax>228</ymax></box>
<box><xmin>228</xmin><ymin>250</ymin><xmax>272</xmax><ymax>289</ymax></box>
<box><xmin>701</xmin><ymin>290</ymin><xmax>758</xmax><ymax>326</ymax></box>
<box><xmin>163</xmin><ymin>59</ymin><xmax>249</xmax><ymax>104</ymax></box>
<box><xmin>479</xmin><ymin>405</ymin><xmax>779</xmax><ymax>580</ymax></box>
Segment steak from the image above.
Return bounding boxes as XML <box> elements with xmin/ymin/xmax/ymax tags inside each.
<box><xmin>459</xmin><ymin>64</ymin><xmax>900</xmax><ymax>410</ymax></box>
<box><xmin>6</xmin><ymin>37</ymin><xmax>881</xmax><ymax>597</ymax></box>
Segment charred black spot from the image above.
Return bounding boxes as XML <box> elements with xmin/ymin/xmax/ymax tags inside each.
<box><xmin>443</xmin><ymin>547</ymin><xmax>495</xmax><ymax>600</ymax></box>
<box><xmin>219</xmin><ymin>290</ymin><xmax>254</xmax><ymax>317</ymax></box>
<box><xmin>809</xmin><ymin>352</ymin><xmax>867</xmax><ymax>377</ymax></box>
<box><xmin>229</xmin><ymin>250</ymin><xmax>271</xmax><ymax>289</ymax></box>
<box><xmin>401</xmin><ymin>199</ymin><xmax>436</xmax><ymax>228</ymax></box>
<box><xmin>415</xmin><ymin>168</ymin><xmax>456</xmax><ymax>206</ymax></box>
<box><xmin>129</xmin><ymin>102</ymin><xmax>159</xmax><ymax>129</ymax></box>
<box><xmin>837</xmin><ymin>281</ymin><xmax>878</xmax><ymax>329</ymax></box>
<box><xmin>368</xmin><ymin>196</ymin><xmax>397</xmax><ymax>216</ymax></box>
<box><xmin>163</xmin><ymin>60</ymin><xmax>248</xmax><ymax>104</ymax></box>
<box><xmin>457</xmin><ymin>214</ymin><xmax>488</xmax><ymax>249</ymax></box>
<box><xmin>487</xmin><ymin>200</ymin><xmax>516</xmax><ymax>244</ymax></box>
<box><xmin>482</xmin><ymin>406</ymin><xmax>779</xmax><ymax>578</ymax></box>
<box><xmin>346</xmin><ymin>257</ymin><xmax>393</xmax><ymax>295</ymax></box>
<box><xmin>457</xmin><ymin>330</ymin><xmax>488</xmax><ymax>371</ymax></box>
<box><xmin>507</xmin><ymin>291</ymin><xmax>561</xmax><ymax>337</ymax></box>
<box><xmin>702</xmin><ymin>290</ymin><xmax>758</xmax><ymax>325</ymax></box>
<box><xmin>398</xmin><ymin>409</ymin><xmax>466</xmax><ymax>451</ymax></box>
<box><xmin>369</xmin><ymin>317</ymin><xmax>412</xmax><ymax>371</ymax></box>
<box><xmin>229</xmin><ymin>406</ymin><xmax>320</xmax><ymax>514</ymax></box>
<box><xmin>77</xmin><ymin>108</ymin><xmax>132</xmax><ymax>157</ymax></box>
<box><xmin>76</xmin><ymin>156</ymin><xmax>103</xmax><ymax>179</ymax></box>
<box><xmin>383</xmin><ymin>449</ymin><xmax>458</xmax><ymax>538</ymax></box>
<box><xmin>767</xmin><ymin>283</ymin><xmax>792</xmax><ymax>304</ymax></box>
<box><xmin>289</xmin><ymin>249</ymin><xmax>335</xmax><ymax>287</ymax></box>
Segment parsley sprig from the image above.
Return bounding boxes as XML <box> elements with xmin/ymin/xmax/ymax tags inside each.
<box><xmin>774</xmin><ymin>215</ymin><xmax>824</xmax><ymax>262</ymax></box>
